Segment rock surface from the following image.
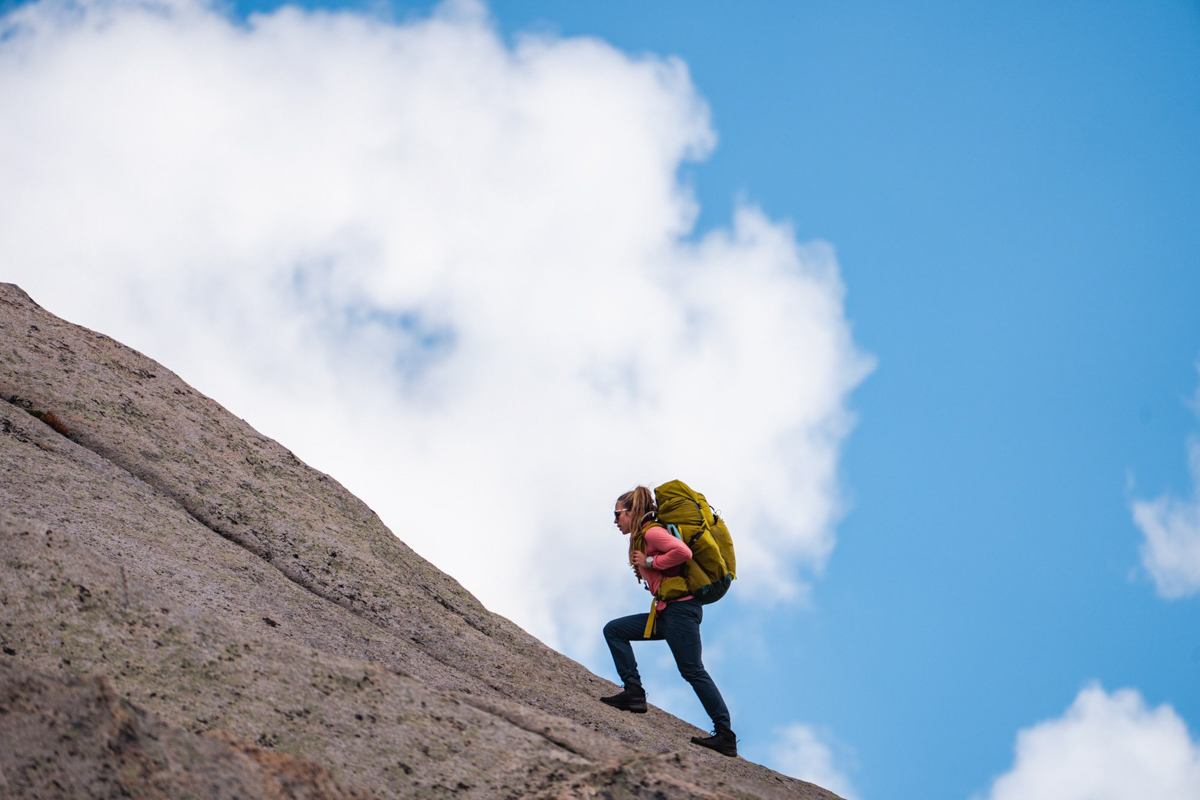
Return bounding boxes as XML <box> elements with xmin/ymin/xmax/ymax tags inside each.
<box><xmin>0</xmin><ymin>660</ymin><xmax>378</xmax><ymax>799</ymax></box>
<box><xmin>0</xmin><ymin>283</ymin><xmax>840</xmax><ymax>799</ymax></box>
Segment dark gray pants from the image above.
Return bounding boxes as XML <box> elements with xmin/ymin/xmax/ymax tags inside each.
<box><xmin>602</xmin><ymin>598</ymin><xmax>732</xmax><ymax>731</ymax></box>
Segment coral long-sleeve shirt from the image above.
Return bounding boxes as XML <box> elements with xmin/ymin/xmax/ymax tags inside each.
<box><xmin>640</xmin><ymin>525</ymin><xmax>693</xmax><ymax>611</ymax></box>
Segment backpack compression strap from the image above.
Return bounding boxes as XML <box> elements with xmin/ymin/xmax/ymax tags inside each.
<box><xmin>643</xmin><ymin>597</ymin><xmax>659</xmax><ymax>639</ymax></box>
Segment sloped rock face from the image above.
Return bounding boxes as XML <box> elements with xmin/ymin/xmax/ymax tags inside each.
<box><xmin>0</xmin><ymin>283</ymin><xmax>840</xmax><ymax>799</ymax></box>
<box><xmin>0</xmin><ymin>660</ymin><xmax>377</xmax><ymax>799</ymax></box>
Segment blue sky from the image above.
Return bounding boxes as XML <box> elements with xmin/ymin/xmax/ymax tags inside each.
<box><xmin>4</xmin><ymin>0</ymin><xmax>1199</xmax><ymax>797</ymax></box>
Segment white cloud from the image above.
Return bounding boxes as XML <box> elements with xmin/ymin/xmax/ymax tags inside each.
<box><xmin>767</xmin><ymin>723</ymin><xmax>859</xmax><ymax>800</ymax></box>
<box><xmin>1133</xmin><ymin>440</ymin><xmax>1200</xmax><ymax>599</ymax></box>
<box><xmin>0</xmin><ymin>0</ymin><xmax>872</xmax><ymax>656</ymax></box>
<box><xmin>978</xmin><ymin>684</ymin><xmax>1200</xmax><ymax>800</ymax></box>
<box><xmin>1132</xmin><ymin>369</ymin><xmax>1200</xmax><ymax>599</ymax></box>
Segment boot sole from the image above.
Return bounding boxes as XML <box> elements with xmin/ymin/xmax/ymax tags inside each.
<box><xmin>690</xmin><ymin>737</ymin><xmax>737</xmax><ymax>757</ymax></box>
<box><xmin>600</xmin><ymin>699</ymin><xmax>648</xmax><ymax>713</ymax></box>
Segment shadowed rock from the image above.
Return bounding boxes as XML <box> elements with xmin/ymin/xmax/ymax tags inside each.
<box><xmin>0</xmin><ymin>283</ymin><xmax>841</xmax><ymax>799</ymax></box>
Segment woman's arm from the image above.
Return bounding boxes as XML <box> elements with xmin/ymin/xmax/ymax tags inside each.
<box><xmin>643</xmin><ymin>526</ymin><xmax>692</xmax><ymax>569</ymax></box>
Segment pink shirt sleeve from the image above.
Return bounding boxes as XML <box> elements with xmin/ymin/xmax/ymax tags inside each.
<box><xmin>644</xmin><ymin>526</ymin><xmax>692</xmax><ymax>570</ymax></box>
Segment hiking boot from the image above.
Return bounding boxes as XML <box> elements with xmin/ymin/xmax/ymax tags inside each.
<box><xmin>599</xmin><ymin>687</ymin><xmax>647</xmax><ymax>713</ymax></box>
<box><xmin>690</xmin><ymin>727</ymin><xmax>738</xmax><ymax>757</ymax></box>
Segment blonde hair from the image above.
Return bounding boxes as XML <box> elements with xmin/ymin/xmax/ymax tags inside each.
<box><xmin>617</xmin><ymin>486</ymin><xmax>657</xmax><ymax>583</ymax></box>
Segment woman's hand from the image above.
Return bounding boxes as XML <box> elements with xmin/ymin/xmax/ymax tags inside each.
<box><xmin>631</xmin><ymin>550</ymin><xmax>650</xmax><ymax>569</ymax></box>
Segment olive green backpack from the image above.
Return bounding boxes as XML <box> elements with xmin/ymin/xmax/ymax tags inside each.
<box><xmin>634</xmin><ymin>480</ymin><xmax>737</xmax><ymax>636</ymax></box>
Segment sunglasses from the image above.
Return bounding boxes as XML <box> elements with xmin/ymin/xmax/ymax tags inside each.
<box><xmin>614</xmin><ymin>509</ymin><xmax>623</xmax><ymax>522</ymax></box>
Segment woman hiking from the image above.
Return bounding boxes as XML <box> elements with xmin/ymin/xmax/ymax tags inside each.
<box><xmin>599</xmin><ymin>486</ymin><xmax>738</xmax><ymax>757</ymax></box>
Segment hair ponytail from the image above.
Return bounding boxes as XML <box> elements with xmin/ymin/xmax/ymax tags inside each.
<box><xmin>617</xmin><ymin>486</ymin><xmax>657</xmax><ymax>583</ymax></box>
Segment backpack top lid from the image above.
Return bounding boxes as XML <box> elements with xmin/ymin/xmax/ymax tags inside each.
<box><xmin>653</xmin><ymin>479</ymin><xmax>715</xmax><ymax>527</ymax></box>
